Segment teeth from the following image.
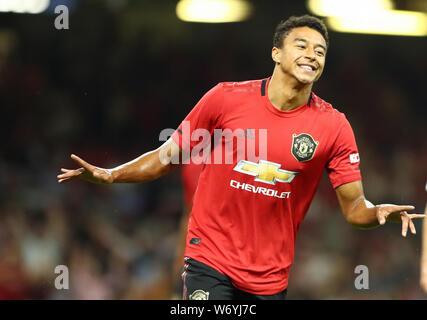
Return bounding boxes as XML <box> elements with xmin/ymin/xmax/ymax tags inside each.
<box><xmin>300</xmin><ymin>65</ymin><xmax>313</xmax><ymax>71</ymax></box>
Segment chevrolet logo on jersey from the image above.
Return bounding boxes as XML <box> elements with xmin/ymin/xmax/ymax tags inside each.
<box><xmin>233</xmin><ymin>160</ymin><xmax>298</xmax><ymax>185</ymax></box>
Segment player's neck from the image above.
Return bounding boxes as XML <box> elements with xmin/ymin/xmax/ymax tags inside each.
<box><xmin>268</xmin><ymin>69</ymin><xmax>313</xmax><ymax>111</ymax></box>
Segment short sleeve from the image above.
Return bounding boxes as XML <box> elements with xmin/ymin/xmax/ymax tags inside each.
<box><xmin>171</xmin><ymin>83</ymin><xmax>223</xmax><ymax>153</ymax></box>
<box><xmin>327</xmin><ymin>113</ymin><xmax>362</xmax><ymax>188</ymax></box>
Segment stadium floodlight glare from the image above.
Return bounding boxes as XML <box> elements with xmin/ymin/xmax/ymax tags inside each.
<box><xmin>327</xmin><ymin>10</ymin><xmax>427</xmax><ymax>36</ymax></box>
<box><xmin>0</xmin><ymin>0</ymin><xmax>50</xmax><ymax>14</ymax></box>
<box><xmin>307</xmin><ymin>0</ymin><xmax>393</xmax><ymax>17</ymax></box>
<box><xmin>176</xmin><ymin>0</ymin><xmax>252</xmax><ymax>23</ymax></box>
<box><xmin>307</xmin><ymin>0</ymin><xmax>427</xmax><ymax>36</ymax></box>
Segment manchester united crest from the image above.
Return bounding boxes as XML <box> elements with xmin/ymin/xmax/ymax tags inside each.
<box><xmin>291</xmin><ymin>133</ymin><xmax>319</xmax><ymax>162</ymax></box>
<box><xmin>189</xmin><ymin>289</ymin><xmax>210</xmax><ymax>300</ymax></box>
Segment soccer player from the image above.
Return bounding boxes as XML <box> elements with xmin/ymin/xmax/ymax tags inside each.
<box><xmin>57</xmin><ymin>15</ymin><xmax>425</xmax><ymax>300</ymax></box>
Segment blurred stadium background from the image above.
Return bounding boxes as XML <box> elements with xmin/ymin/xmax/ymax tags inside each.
<box><xmin>0</xmin><ymin>0</ymin><xmax>426</xmax><ymax>299</ymax></box>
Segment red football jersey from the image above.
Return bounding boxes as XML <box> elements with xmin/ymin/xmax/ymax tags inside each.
<box><xmin>171</xmin><ymin>77</ymin><xmax>361</xmax><ymax>295</ymax></box>
<box><xmin>181</xmin><ymin>162</ymin><xmax>204</xmax><ymax>206</ymax></box>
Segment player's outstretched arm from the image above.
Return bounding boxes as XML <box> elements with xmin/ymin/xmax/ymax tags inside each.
<box><xmin>57</xmin><ymin>138</ymin><xmax>182</xmax><ymax>184</ymax></box>
<box><xmin>335</xmin><ymin>180</ymin><xmax>425</xmax><ymax>237</ymax></box>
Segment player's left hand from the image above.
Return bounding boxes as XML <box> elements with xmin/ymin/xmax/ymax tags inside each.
<box><xmin>376</xmin><ymin>204</ymin><xmax>425</xmax><ymax>237</ymax></box>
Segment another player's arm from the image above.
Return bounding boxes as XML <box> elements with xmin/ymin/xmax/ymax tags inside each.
<box><xmin>420</xmin><ymin>183</ymin><xmax>427</xmax><ymax>293</ymax></box>
<box><xmin>57</xmin><ymin>138</ymin><xmax>182</xmax><ymax>184</ymax></box>
<box><xmin>335</xmin><ymin>180</ymin><xmax>424</xmax><ymax>237</ymax></box>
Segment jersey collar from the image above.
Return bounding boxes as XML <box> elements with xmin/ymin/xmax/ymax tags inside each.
<box><xmin>261</xmin><ymin>77</ymin><xmax>311</xmax><ymax>118</ymax></box>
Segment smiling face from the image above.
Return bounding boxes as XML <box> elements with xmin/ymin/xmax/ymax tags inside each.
<box><xmin>272</xmin><ymin>26</ymin><xmax>327</xmax><ymax>85</ymax></box>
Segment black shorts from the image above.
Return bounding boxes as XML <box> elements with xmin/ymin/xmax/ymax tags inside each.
<box><xmin>181</xmin><ymin>257</ymin><xmax>287</xmax><ymax>300</ymax></box>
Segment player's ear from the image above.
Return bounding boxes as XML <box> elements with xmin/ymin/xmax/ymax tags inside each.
<box><xmin>272</xmin><ymin>47</ymin><xmax>281</xmax><ymax>64</ymax></box>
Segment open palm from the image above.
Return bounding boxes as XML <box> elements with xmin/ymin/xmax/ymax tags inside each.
<box><xmin>57</xmin><ymin>154</ymin><xmax>113</xmax><ymax>184</ymax></box>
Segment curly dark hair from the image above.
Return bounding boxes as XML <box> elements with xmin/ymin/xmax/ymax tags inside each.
<box><xmin>273</xmin><ymin>15</ymin><xmax>329</xmax><ymax>49</ymax></box>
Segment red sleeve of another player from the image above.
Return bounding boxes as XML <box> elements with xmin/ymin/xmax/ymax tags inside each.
<box><xmin>327</xmin><ymin>114</ymin><xmax>362</xmax><ymax>189</ymax></box>
<box><xmin>171</xmin><ymin>84</ymin><xmax>223</xmax><ymax>153</ymax></box>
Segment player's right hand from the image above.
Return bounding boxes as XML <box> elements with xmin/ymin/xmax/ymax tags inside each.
<box><xmin>57</xmin><ymin>154</ymin><xmax>114</xmax><ymax>184</ymax></box>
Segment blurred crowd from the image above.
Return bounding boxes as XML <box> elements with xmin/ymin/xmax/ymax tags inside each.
<box><xmin>0</xmin><ymin>1</ymin><xmax>426</xmax><ymax>299</ymax></box>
